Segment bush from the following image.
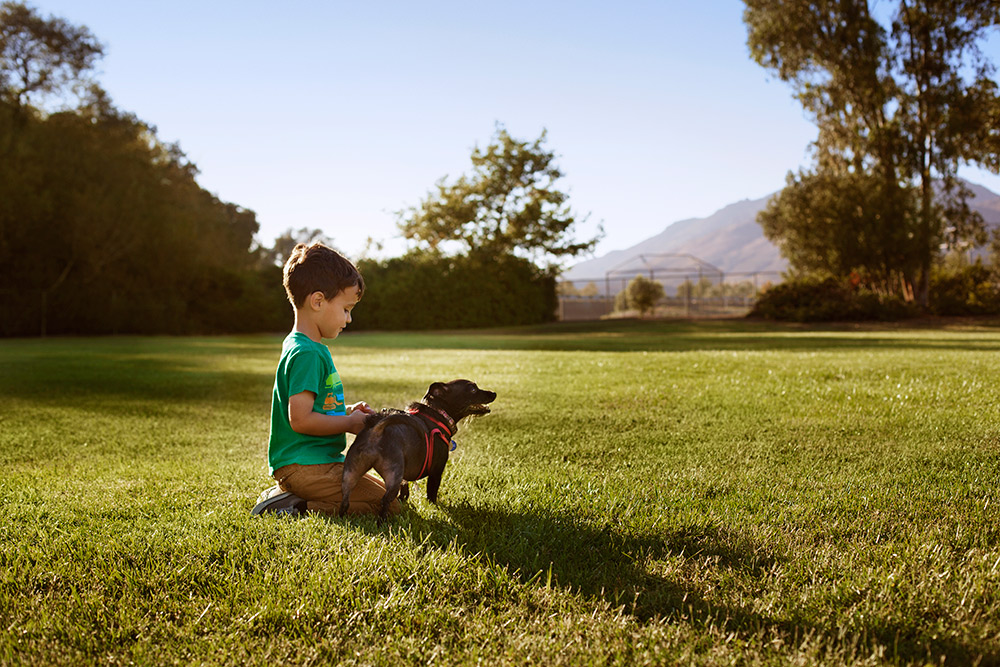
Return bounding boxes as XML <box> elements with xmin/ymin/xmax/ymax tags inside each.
<box><xmin>624</xmin><ymin>275</ymin><xmax>665</xmax><ymax>317</ymax></box>
<box><xmin>929</xmin><ymin>264</ymin><xmax>1000</xmax><ymax>316</ymax></box>
<box><xmin>354</xmin><ymin>251</ymin><xmax>556</xmax><ymax>330</ymax></box>
<box><xmin>750</xmin><ymin>277</ymin><xmax>914</xmax><ymax>322</ymax></box>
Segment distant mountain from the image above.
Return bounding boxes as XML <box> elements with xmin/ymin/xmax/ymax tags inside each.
<box><xmin>966</xmin><ymin>181</ymin><xmax>1000</xmax><ymax>222</ymax></box>
<box><xmin>562</xmin><ymin>181</ymin><xmax>1000</xmax><ymax>287</ymax></box>
<box><xmin>560</xmin><ymin>194</ymin><xmax>782</xmax><ymax>287</ymax></box>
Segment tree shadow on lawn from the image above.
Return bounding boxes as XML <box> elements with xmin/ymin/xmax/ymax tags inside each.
<box><xmin>343</xmin><ymin>318</ymin><xmax>1000</xmax><ymax>353</ymax></box>
<box><xmin>0</xmin><ymin>344</ymin><xmax>418</xmax><ymax>416</ymax></box>
<box><xmin>397</xmin><ymin>501</ymin><xmax>998</xmax><ymax>665</ymax></box>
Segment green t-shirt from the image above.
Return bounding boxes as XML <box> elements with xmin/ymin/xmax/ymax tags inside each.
<box><xmin>267</xmin><ymin>332</ymin><xmax>348</xmax><ymax>474</ymax></box>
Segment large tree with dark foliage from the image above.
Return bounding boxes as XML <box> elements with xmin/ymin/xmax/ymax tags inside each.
<box><xmin>744</xmin><ymin>0</ymin><xmax>1000</xmax><ymax>306</ymax></box>
<box><xmin>0</xmin><ymin>2</ymin><xmax>287</xmax><ymax>336</ymax></box>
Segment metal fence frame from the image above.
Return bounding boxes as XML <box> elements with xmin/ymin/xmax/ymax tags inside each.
<box><xmin>557</xmin><ymin>253</ymin><xmax>783</xmax><ymax>320</ymax></box>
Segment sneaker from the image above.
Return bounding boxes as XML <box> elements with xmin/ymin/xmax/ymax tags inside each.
<box><xmin>251</xmin><ymin>487</ymin><xmax>307</xmax><ymax>517</ymax></box>
<box><xmin>254</xmin><ymin>484</ymin><xmax>285</xmax><ymax>505</ymax></box>
<box><xmin>271</xmin><ymin>504</ymin><xmax>306</xmax><ymax>518</ymax></box>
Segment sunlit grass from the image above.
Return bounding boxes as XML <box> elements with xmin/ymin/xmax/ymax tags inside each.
<box><xmin>2</xmin><ymin>319</ymin><xmax>1000</xmax><ymax>665</ymax></box>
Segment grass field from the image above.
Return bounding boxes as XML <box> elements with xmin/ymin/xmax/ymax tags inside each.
<box><xmin>2</xmin><ymin>319</ymin><xmax>1000</xmax><ymax>665</ymax></box>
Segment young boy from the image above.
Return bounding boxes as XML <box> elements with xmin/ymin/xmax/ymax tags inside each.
<box><xmin>258</xmin><ymin>242</ymin><xmax>400</xmax><ymax>518</ymax></box>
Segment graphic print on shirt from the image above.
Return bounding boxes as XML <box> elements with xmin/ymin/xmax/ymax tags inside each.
<box><xmin>322</xmin><ymin>372</ymin><xmax>345</xmax><ymax>415</ymax></box>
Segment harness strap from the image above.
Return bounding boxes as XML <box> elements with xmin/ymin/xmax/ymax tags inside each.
<box><xmin>407</xmin><ymin>406</ymin><xmax>455</xmax><ymax>479</ymax></box>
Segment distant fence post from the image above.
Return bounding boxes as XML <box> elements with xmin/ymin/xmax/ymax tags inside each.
<box><xmin>685</xmin><ymin>275</ymin><xmax>690</xmax><ymax>317</ymax></box>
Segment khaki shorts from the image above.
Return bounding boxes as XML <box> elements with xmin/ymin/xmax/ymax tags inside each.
<box><xmin>273</xmin><ymin>462</ymin><xmax>402</xmax><ymax>517</ymax></box>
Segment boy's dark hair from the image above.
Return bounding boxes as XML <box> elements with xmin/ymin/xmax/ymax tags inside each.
<box><xmin>282</xmin><ymin>243</ymin><xmax>365</xmax><ymax>308</ymax></box>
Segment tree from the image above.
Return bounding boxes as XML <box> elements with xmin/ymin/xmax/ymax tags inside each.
<box><xmin>258</xmin><ymin>227</ymin><xmax>338</xmax><ymax>268</ymax></box>
<box><xmin>991</xmin><ymin>227</ymin><xmax>1000</xmax><ymax>270</ymax></box>
<box><xmin>716</xmin><ymin>280</ymin><xmax>758</xmax><ymax>298</ymax></box>
<box><xmin>397</xmin><ymin>124</ymin><xmax>601</xmax><ymax>270</ymax></box>
<box><xmin>676</xmin><ymin>277</ymin><xmax>715</xmax><ymax>299</ymax></box>
<box><xmin>557</xmin><ymin>282</ymin><xmax>580</xmax><ymax>297</ymax></box>
<box><xmin>625</xmin><ymin>275</ymin><xmax>665</xmax><ymax>317</ymax></box>
<box><xmin>0</xmin><ymin>1</ymin><xmax>103</xmax><ymax>112</ymax></box>
<box><xmin>0</xmin><ymin>4</ymin><xmax>282</xmax><ymax>336</ymax></box>
<box><xmin>744</xmin><ymin>0</ymin><xmax>1000</xmax><ymax>307</ymax></box>
<box><xmin>0</xmin><ymin>100</ymin><xmax>265</xmax><ymax>335</ymax></box>
<box><xmin>757</xmin><ymin>169</ymin><xmax>920</xmax><ymax>296</ymax></box>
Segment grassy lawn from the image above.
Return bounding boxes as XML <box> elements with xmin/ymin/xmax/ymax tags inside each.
<box><xmin>2</xmin><ymin>319</ymin><xmax>1000</xmax><ymax>665</ymax></box>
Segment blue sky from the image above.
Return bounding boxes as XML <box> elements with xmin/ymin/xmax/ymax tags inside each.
<box><xmin>32</xmin><ymin>0</ymin><xmax>1000</xmax><ymax>263</ymax></box>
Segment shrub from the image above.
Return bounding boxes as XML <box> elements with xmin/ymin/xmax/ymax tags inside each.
<box><xmin>929</xmin><ymin>264</ymin><xmax>1000</xmax><ymax>316</ymax></box>
<box><xmin>750</xmin><ymin>277</ymin><xmax>914</xmax><ymax>322</ymax></box>
<box><xmin>624</xmin><ymin>275</ymin><xmax>665</xmax><ymax>317</ymax></box>
<box><xmin>354</xmin><ymin>251</ymin><xmax>556</xmax><ymax>330</ymax></box>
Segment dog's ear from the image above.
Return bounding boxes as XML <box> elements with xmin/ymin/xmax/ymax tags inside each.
<box><xmin>426</xmin><ymin>382</ymin><xmax>446</xmax><ymax>399</ymax></box>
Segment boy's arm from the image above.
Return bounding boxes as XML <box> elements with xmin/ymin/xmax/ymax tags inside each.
<box><xmin>288</xmin><ymin>391</ymin><xmax>368</xmax><ymax>435</ymax></box>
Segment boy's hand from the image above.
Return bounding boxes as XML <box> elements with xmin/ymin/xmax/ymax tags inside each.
<box><xmin>288</xmin><ymin>391</ymin><xmax>373</xmax><ymax>437</ymax></box>
<box><xmin>346</xmin><ymin>409</ymin><xmax>369</xmax><ymax>434</ymax></box>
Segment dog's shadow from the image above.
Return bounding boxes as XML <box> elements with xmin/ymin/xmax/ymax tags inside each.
<box><xmin>402</xmin><ymin>499</ymin><xmax>776</xmax><ymax>621</ymax></box>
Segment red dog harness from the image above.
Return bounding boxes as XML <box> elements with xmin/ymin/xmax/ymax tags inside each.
<box><xmin>406</xmin><ymin>406</ymin><xmax>456</xmax><ymax>479</ymax></box>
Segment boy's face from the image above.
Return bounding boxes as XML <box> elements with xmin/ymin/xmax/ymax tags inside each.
<box><xmin>316</xmin><ymin>284</ymin><xmax>361</xmax><ymax>339</ymax></box>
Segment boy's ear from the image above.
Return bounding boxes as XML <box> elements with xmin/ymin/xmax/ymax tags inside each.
<box><xmin>307</xmin><ymin>291</ymin><xmax>325</xmax><ymax>310</ymax></box>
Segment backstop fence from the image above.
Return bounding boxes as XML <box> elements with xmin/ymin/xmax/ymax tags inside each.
<box><xmin>557</xmin><ymin>253</ymin><xmax>783</xmax><ymax>321</ymax></box>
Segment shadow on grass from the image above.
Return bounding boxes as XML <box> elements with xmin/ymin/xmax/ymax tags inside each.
<box><xmin>0</xmin><ymin>337</ymin><xmax>277</xmax><ymax>405</ymax></box>
<box><xmin>389</xmin><ymin>500</ymin><xmax>999</xmax><ymax>666</ymax></box>
<box><xmin>412</xmin><ymin>500</ymin><xmax>775</xmax><ymax>620</ymax></box>
<box><xmin>342</xmin><ymin>317</ymin><xmax>1000</xmax><ymax>353</ymax></box>
<box><xmin>0</xmin><ymin>335</ymin><xmax>415</xmax><ymax>412</ymax></box>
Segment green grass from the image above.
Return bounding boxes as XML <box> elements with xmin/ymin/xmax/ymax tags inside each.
<box><xmin>2</xmin><ymin>319</ymin><xmax>1000</xmax><ymax>665</ymax></box>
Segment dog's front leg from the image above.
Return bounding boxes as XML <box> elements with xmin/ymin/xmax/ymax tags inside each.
<box><xmin>398</xmin><ymin>480</ymin><xmax>410</xmax><ymax>502</ymax></box>
<box><xmin>425</xmin><ymin>472</ymin><xmax>442</xmax><ymax>503</ymax></box>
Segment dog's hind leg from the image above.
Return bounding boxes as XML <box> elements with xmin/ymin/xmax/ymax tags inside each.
<box><xmin>375</xmin><ymin>451</ymin><xmax>406</xmax><ymax>524</ymax></box>
<box><xmin>340</xmin><ymin>454</ymin><xmax>371</xmax><ymax>517</ymax></box>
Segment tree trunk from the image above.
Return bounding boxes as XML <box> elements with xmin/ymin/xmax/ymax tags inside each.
<box><xmin>39</xmin><ymin>290</ymin><xmax>47</xmax><ymax>338</ymax></box>
<box><xmin>39</xmin><ymin>259</ymin><xmax>75</xmax><ymax>337</ymax></box>
<box><xmin>916</xmin><ymin>173</ymin><xmax>933</xmax><ymax>309</ymax></box>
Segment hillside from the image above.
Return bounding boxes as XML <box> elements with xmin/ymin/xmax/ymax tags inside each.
<box><xmin>562</xmin><ymin>181</ymin><xmax>1000</xmax><ymax>287</ymax></box>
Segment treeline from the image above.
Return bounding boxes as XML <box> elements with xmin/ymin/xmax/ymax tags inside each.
<box><xmin>0</xmin><ymin>3</ymin><xmax>582</xmax><ymax>337</ymax></box>
<box><xmin>0</xmin><ymin>93</ymin><xmax>560</xmax><ymax>336</ymax></box>
<box><xmin>0</xmin><ymin>97</ymin><xmax>291</xmax><ymax>336</ymax></box>
<box><xmin>0</xmin><ymin>2</ymin><xmax>290</xmax><ymax>336</ymax></box>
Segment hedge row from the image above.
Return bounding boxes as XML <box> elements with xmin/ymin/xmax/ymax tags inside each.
<box><xmin>750</xmin><ymin>265</ymin><xmax>1000</xmax><ymax>321</ymax></box>
<box><xmin>354</xmin><ymin>252</ymin><xmax>557</xmax><ymax>330</ymax></box>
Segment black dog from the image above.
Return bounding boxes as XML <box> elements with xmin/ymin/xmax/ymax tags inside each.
<box><xmin>340</xmin><ymin>379</ymin><xmax>496</xmax><ymax>522</ymax></box>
